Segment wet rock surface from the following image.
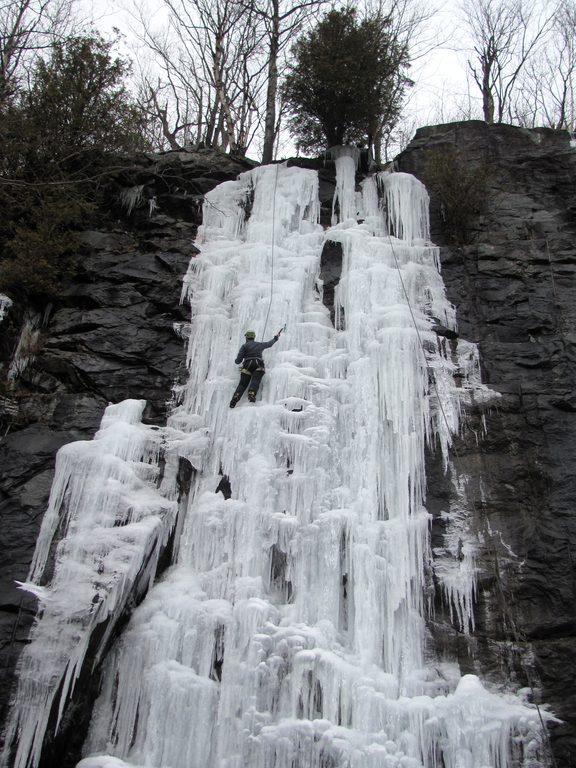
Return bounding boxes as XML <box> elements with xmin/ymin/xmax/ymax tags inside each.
<box><xmin>319</xmin><ymin>240</ymin><xmax>344</xmax><ymax>326</ymax></box>
<box><xmin>397</xmin><ymin>121</ymin><xmax>576</xmax><ymax>765</ymax></box>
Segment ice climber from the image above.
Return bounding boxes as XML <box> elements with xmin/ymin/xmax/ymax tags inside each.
<box><xmin>229</xmin><ymin>328</ymin><xmax>283</xmax><ymax>408</ymax></box>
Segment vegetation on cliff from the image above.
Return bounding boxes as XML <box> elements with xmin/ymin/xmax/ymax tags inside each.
<box><xmin>0</xmin><ymin>34</ymin><xmax>147</xmax><ymax>299</ymax></box>
<box><xmin>422</xmin><ymin>146</ymin><xmax>490</xmax><ymax>244</ymax></box>
<box><xmin>281</xmin><ymin>8</ymin><xmax>412</xmax><ymax>158</ymax></box>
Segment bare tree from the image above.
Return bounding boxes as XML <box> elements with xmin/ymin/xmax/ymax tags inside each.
<box><xmin>364</xmin><ymin>0</ymin><xmax>440</xmax><ymax>63</ymax></box>
<box><xmin>136</xmin><ymin>75</ymin><xmax>196</xmax><ymax>150</ymax></box>
<box><xmin>129</xmin><ymin>13</ymin><xmax>206</xmax><ymax>150</ymax></box>
<box><xmin>130</xmin><ymin>0</ymin><xmax>266</xmax><ymax>154</ymax></box>
<box><xmin>0</xmin><ymin>0</ymin><xmax>76</xmax><ymax>101</ymax></box>
<box><xmin>362</xmin><ymin>0</ymin><xmax>440</xmax><ymax>162</ymax></box>
<box><xmin>242</xmin><ymin>0</ymin><xmax>330</xmax><ymax>164</ymax></box>
<box><xmin>461</xmin><ymin>0</ymin><xmax>557</xmax><ymax>123</ymax></box>
<box><xmin>513</xmin><ymin>0</ymin><xmax>576</xmax><ymax>130</ymax></box>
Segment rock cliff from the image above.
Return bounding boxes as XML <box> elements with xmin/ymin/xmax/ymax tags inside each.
<box><xmin>396</xmin><ymin>121</ymin><xmax>576</xmax><ymax>766</ymax></box>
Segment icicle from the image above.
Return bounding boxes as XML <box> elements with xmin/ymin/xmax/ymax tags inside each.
<box><xmin>118</xmin><ymin>185</ymin><xmax>145</xmax><ymax>216</ymax></box>
<box><xmin>380</xmin><ymin>172</ymin><xmax>431</xmax><ymax>244</ymax></box>
<box><xmin>432</xmin><ymin>470</ymin><xmax>478</xmax><ymax>634</ymax></box>
<box><xmin>2</xmin><ymin>401</ymin><xmax>185</xmax><ymax>768</ymax></box>
<box><xmin>331</xmin><ymin>153</ymin><xmax>358</xmax><ymax>225</ymax></box>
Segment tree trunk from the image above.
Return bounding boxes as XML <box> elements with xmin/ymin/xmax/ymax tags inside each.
<box><xmin>153</xmin><ymin>93</ymin><xmax>181</xmax><ymax>150</ymax></box>
<box><xmin>261</xmin><ymin>0</ymin><xmax>279</xmax><ymax>164</ymax></box>
<box><xmin>557</xmin><ymin>78</ymin><xmax>568</xmax><ymax>129</ymax></box>
<box><xmin>196</xmin><ymin>89</ymin><xmax>204</xmax><ymax>145</ymax></box>
<box><xmin>213</xmin><ymin>32</ymin><xmax>237</xmax><ymax>152</ymax></box>
<box><xmin>482</xmin><ymin>59</ymin><xmax>495</xmax><ymax>123</ymax></box>
<box><xmin>205</xmin><ymin>99</ymin><xmax>219</xmax><ymax>147</ymax></box>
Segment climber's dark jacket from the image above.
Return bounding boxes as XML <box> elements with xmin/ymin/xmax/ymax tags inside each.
<box><xmin>235</xmin><ymin>337</ymin><xmax>278</xmax><ymax>366</ymax></box>
<box><xmin>230</xmin><ymin>334</ymin><xmax>281</xmax><ymax>407</ymax></box>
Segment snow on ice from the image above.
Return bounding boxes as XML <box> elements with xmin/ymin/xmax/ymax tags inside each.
<box><xmin>3</xmin><ymin>149</ymin><xmax>554</xmax><ymax>768</ymax></box>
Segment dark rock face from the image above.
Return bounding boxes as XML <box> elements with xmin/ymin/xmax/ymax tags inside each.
<box><xmin>397</xmin><ymin>121</ymin><xmax>576</xmax><ymax>766</ymax></box>
<box><xmin>319</xmin><ymin>240</ymin><xmax>344</xmax><ymax>326</ymax></box>
<box><xmin>0</xmin><ymin>149</ymin><xmax>254</xmax><ymax>744</ymax></box>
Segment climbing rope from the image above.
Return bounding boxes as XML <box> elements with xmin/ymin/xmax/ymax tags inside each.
<box><xmin>386</xmin><ymin>229</ymin><xmax>559</xmax><ymax>768</ymax></box>
<box><xmin>261</xmin><ymin>164</ymin><xmax>280</xmax><ymax>341</ymax></box>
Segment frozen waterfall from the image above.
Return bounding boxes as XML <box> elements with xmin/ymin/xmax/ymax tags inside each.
<box><xmin>3</xmin><ymin>153</ymin><xmax>552</xmax><ymax>768</ymax></box>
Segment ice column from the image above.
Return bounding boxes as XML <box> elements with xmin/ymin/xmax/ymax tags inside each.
<box><xmin>328</xmin><ymin>146</ymin><xmax>360</xmax><ymax>225</ymax></box>
<box><xmin>381</xmin><ymin>171</ymin><xmax>431</xmax><ymax>244</ymax></box>
<box><xmin>2</xmin><ymin>401</ymin><xmax>189</xmax><ymax>768</ymax></box>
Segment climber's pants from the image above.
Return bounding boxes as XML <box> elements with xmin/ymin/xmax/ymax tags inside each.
<box><xmin>231</xmin><ymin>359</ymin><xmax>265</xmax><ymax>403</ymax></box>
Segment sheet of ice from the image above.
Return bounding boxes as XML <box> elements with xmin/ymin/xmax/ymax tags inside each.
<box><xmin>380</xmin><ymin>172</ymin><xmax>431</xmax><ymax>245</ymax></box>
<box><xmin>79</xmin><ymin>162</ymin><xmax>551</xmax><ymax>768</ymax></box>
<box><xmin>3</xmin><ymin>159</ymin><xmax>552</xmax><ymax>768</ymax></box>
<box><xmin>2</xmin><ymin>401</ymin><xmax>195</xmax><ymax>768</ymax></box>
<box><xmin>432</xmin><ymin>471</ymin><xmax>479</xmax><ymax>634</ymax></box>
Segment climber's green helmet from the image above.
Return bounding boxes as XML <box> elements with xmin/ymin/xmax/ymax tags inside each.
<box><xmin>245</xmin><ymin>330</ymin><xmax>256</xmax><ymax>340</ymax></box>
